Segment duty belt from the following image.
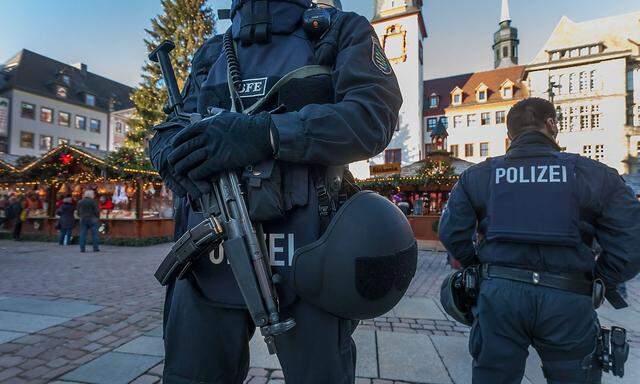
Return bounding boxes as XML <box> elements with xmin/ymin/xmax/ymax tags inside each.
<box><xmin>480</xmin><ymin>264</ymin><xmax>593</xmax><ymax>296</ymax></box>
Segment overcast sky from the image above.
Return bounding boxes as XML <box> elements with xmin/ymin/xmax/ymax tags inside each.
<box><xmin>1</xmin><ymin>1</ymin><xmax>639</xmax><ymax>87</ymax></box>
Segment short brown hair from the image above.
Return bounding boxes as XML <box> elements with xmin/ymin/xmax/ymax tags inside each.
<box><xmin>506</xmin><ymin>97</ymin><xmax>556</xmax><ymax>138</ymax></box>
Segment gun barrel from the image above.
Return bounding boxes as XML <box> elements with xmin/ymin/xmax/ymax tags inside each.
<box><xmin>149</xmin><ymin>40</ymin><xmax>184</xmax><ymax>115</ymax></box>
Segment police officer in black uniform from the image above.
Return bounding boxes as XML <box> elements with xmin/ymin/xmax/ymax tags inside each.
<box><xmin>149</xmin><ymin>0</ymin><xmax>402</xmax><ymax>383</ymax></box>
<box><xmin>439</xmin><ymin>97</ymin><xmax>640</xmax><ymax>383</ymax></box>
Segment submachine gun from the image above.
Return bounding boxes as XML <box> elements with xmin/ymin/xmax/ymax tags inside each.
<box><xmin>149</xmin><ymin>40</ymin><xmax>295</xmax><ymax>354</ymax></box>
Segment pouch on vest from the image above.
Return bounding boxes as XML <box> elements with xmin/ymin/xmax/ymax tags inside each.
<box><xmin>486</xmin><ymin>153</ymin><xmax>580</xmax><ymax>246</ymax></box>
<box><xmin>242</xmin><ymin>158</ymin><xmax>285</xmax><ymax>222</ymax></box>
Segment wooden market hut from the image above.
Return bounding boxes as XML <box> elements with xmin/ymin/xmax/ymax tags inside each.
<box><xmin>2</xmin><ymin>144</ymin><xmax>173</xmax><ymax>240</ymax></box>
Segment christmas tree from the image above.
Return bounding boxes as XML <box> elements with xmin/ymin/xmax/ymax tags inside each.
<box><xmin>109</xmin><ymin>0</ymin><xmax>215</xmax><ymax>169</ymax></box>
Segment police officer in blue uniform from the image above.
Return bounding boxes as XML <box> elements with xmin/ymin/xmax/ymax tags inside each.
<box><xmin>149</xmin><ymin>0</ymin><xmax>402</xmax><ymax>383</ymax></box>
<box><xmin>439</xmin><ymin>97</ymin><xmax>640</xmax><ymax>383</ymax></box>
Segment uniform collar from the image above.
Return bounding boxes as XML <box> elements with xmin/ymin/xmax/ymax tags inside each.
<box><xmin>508</xmin><ymin>131</ymin><xmax>561</xmax><ymax>154</ymax></box>
<box><xmin>231</xmin><ymin>0</ymin><xmax>311</xmax><ymax>40</ymax></box>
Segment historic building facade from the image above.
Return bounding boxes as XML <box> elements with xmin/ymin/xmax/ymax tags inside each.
<box><xmin>526</xmin><ymin>12</ymin><xmax>640</xmax><ymax>174</ymax></box>
<box><xmin>350</xmin><ymin>0</ymin><xmax>426</xmax><ymax>179</ymax></box>
<box><xmin>0</xmin><ymin>50</ymin><xmax>133</xmax><ymax>156</ymax></box>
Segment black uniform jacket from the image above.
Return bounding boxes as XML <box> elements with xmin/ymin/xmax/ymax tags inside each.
<box><xmin>439</xmin><ymin>131</ymin><xmax>640</xmax><ymax>290</ymax></box>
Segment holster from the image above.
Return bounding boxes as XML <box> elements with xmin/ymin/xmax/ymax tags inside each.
<box><xmin>598</xmin><ymin>326</ymin><xmax>629</xmax><ymax>378</ymax></box>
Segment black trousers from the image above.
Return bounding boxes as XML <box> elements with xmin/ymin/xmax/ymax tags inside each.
<box><xmin>163</xmin><ymin>278</ymin><xmax>358</xmax><ymax>384</ymax></box>
<box><xmin>12</xmin><ymin>220</ymin><xmax>22</xmax><ymax>240</ymax></box>
<box><xmin>470</xmin><ymin>278</ymin><xmax>602</xmax><ymax>384</ymax></box>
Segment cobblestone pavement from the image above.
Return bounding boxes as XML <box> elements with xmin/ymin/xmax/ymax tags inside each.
<box><xmin>0</xmin><ymin>240</ymin><xmax>639</xmax><ymax>383</ymax></box>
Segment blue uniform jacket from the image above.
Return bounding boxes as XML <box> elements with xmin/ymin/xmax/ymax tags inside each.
<box><xmin>439</xmin><ymin>131</ymin><xmax>640</xmax><ymax>290</ymax></box>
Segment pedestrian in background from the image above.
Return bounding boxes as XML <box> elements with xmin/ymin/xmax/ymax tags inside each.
<box><xmin>7</xmin><ymin>197</ymin><xmax>25</xmax><ymax>241</ymax></box>
<box><xmin>55</xmin><ymin>196</ymin><xmax>75</xmax><ymax>246</ymax></box>
<box><xmin>0</xmin><ymin>195</ymin><xmax>9</xmax><ymax>228</ymax></box>
<box><xmin>77</xmin><ymin>190</ymin><xmax>100</xmax><ymax>252</ymax></box>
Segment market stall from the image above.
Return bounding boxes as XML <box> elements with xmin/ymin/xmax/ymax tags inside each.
<box><xmin>358</xmin><ymin>151</ymin><xmax>473</xmax><ymax>241</ymax></box>
<box><xmin>0</xmin><ymin>144</ymin><xmax>173</xmax><ymax>240</ymax></box>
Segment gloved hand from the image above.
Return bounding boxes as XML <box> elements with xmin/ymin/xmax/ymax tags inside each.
<box><xmin>150</xmin><ymin>121</ymin><xmax>214</xmax><ymax>198</ymax></box>
<box><xmin>167</xmin><ymin>111</ymin><xmax>275</xmax><ymax>181</ymax></box>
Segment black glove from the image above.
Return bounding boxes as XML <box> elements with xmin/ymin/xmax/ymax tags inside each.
<box><xmin>150</xmin><ymin>121</ymin><xmax>214</xmax><ymax>198</ymax></box>
<box><xmin>167</xmin><ymin>111</ymin><xmax>275</xmax><ymax>181</ymax></box>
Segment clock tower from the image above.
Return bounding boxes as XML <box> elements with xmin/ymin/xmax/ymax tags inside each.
<box><xmin>370</xmin><ymin>0</ymin><xmax>426</xmax><ymax>170</ymax></box>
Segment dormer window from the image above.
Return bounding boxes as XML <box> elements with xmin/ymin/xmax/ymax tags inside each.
<box><xmin>56</xmin><ymin>85</ymin><xmax>68</xmax><ymax>98</ymax></box>
<box><xmin>451</xmin><ymin>87</ymin><xmax>463</xmax><ymax>106</ymax></box>
<box><xmin>475</xmin><ymin>83</ymin><xmax>488</xmax><ymax>103</ymax></box>
<box><xmin>429</xmin><ymin>94</ymin><xmax>439</xmax><ymax>108</ymax></box>
<box><xmin>62</xmin><ymin>75</ymin><xmax>70</xmax><ymax>85</ymax></box>
<box><xmin>85</xmin><ymin>93</ymin><xmax>96</xmax><ymax>106</ymax></box>
<box><xmin>500</xmin><ymin>79</ymin><xmax>515</xmax><ymax>99</ymax></box>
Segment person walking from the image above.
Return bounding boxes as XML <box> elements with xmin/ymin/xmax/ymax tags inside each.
<box><xmin>55</xmin><ymin>196</ymin><xmax>75</xmax><ymax>246</ymax></box>
<box><xmin>77</xmin><ymin>190</ymin><xmax>100</xmax><ymax>252</ymax></box>
<box><xmin>439</xmin><ymin>97</ymin><xmax>640</xmax><ymax>383</ymax></box>
<box><xmin>7</xmin><ymin>197</ymin><xmax>25</xmax><ymax>241</ymax></box>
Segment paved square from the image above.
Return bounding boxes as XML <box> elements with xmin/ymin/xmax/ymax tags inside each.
<box><xmin>0</xmin><ymin>240</ymin><xmax>639</xmax><ymax>384</ymax></box>
<box><xmin>61</xmin><ymin>352</ymin><xmax>163</xmax><ymax>384</ymax></box>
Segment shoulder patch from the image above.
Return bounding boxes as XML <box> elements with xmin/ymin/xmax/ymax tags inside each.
<box><xmin>371</xmin><ymin>36</ymin><xmax>392</xmax><ymax>75</ymax></box>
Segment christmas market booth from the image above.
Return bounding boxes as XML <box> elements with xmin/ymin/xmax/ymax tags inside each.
<box><xmin>358</xmin><ymin>150</ymin><xmax>473</xmax><ymax>242</ymax></box>
<box><xmin>1</xmin><ymin>144</ymin><xmax>173</xmax><ymax>241</ymax></box>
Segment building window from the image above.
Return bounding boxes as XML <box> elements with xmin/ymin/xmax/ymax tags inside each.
<box><xmin>579</xmin><ymin>106</ymin><xmax>589</xmax><ymax>130</ymax></box>
<box><xmin>557</xmin><ymin>74</ymin><xmax>565</xmax><ymax>94</ymax></box>
<box><xmin>582</xmin><ymin>145</ymin><xmax>593</xmax><ymax>159</ymax></box>
<box><xmin>591</xmin><ymin>105</ymin><xmax>600</xmax><ymax>129</ymax></box>
<box><xmin>450</xmin><ymin>144</ymin><xmax>459</xmax><ymax>157</ymax></box>
<box><xmin>569</xmin><ymin>73</ymin><xmax>576</xmax><ymax>94</ymax></box>
<box><xmin>384</xmin><ymin>148</ymin><xmax>401</xmax><ymax>164</ymax></box>
<box><xmin>590</xmin><ymin>70</ymin><xmax>598</xmax><ymax>91</ymax></box>
<box><xmin>453</xmin><ymin>115</ymin><xmax>463</xmax><ymax>128</ymax></box>
<box><xmin>481</xmin><ymin>113</ymin><xmax>491</xmax><ymax>125</ymax></box>
<box><xmin>502</xmin><ymin>86</ymin><xmax>513</xmax><ymax>99</ymax></box>
<box><xmin>40</xmin><ymin>135</ymin><xmax>53</xmax><ymax>150</ymax></box>
<box><xmin>480</xmin><ymin>142</ymin><xmax>489</xmax><ymax>157</ymax></box>
<box><xmin>75</xmin><ymin>140</ymin><xmax>86</xmax><ymax>147</ymax></box>
<box><xmin>590</xmin><ymin>45</ymin><xmax>600</xmax><ymax>55</ymax></box>
<box><xmin>464</xmin><ymin>143</ymin><xmax>474</xmax><ymax>157</ymax></box>
<box><xmin>59</xmin><ymin>112</ymin><xmax>70</xmax><ymax>127</ymax></box>
<box><xmin>477</xmin><ymin>90</ymin><xmax>487</xmax><ymax>102</ymax></box>
<box><xmin>85</xmin><ymin>94</ymin><xmax>96</xmax><ymax>106</ymax></box>
<box><xmin>56</xmin><ymin>86</ymin><xmax>68</xmax><ymax>98</ymax></box>
<box><xmin>453</xmin><ymin>93</ymin><xmax>462</xmax><ymax>105</ymax></box>
<box><xmin>40</xmin><ymin>107</ymin><xmax>53</xmax><ymax>123</ymax></box>
<box><xmin>21</xmin><ymin>102</ymin><xmax>35</xmax><ymax>119</ymax></box>
<box><xmin>502</xmin><ymin>46</ymin><xmax>508</xmax><ymax>58</ymax></box>
<box><xmin>579</xmin><ymin>71</ymin><xmax>588</xmax><ymax>93</ymax></box>
<box><xmin>62</xmin><ymin>74</ymin><xmax>71</xmax><ymax>85</ymax></box>
<box><xmin>426</xmin><ymin>118</ymin><xmax>437</xmax><ymax>132</ymax></box>
<box><xmin>496</xmin><ymin>111</ymin><xmax>506</xmax><ymax>124</ymax></box>
<box><xmin>89</xmin><ymin>144</ymin><xmax>100</xmax><ymax>150</ymax></box>
<box><xmin>58</xmin><ymin>138</ymin><xmax>69</xmax><ymax>146</ymax></box>
<box><xmin>20</xmin><ymin>132</ymin><xmax>34</xmax><ymax>148</ymax></box>
<box><xmin>440</xmin><ymin>117</ymin><xmax>448</xmax><ymax>129</ymax></box>
<box><xmin>594</xmin><ymin>145</ymin><xmax>604</xmax><ymax>161</ymax></box>
<box><xmin>75</xmin><ymin>115</ymin><xmax>86</xmax><ymax>130</ymax></box>
<box><xmin>467</xmin><ymin>114</ymin><xmax>477</xmax><ymax>127</ymax></box>
<box><xmin>89</xmin><ymin>119</ymin><xmax>101</xmax><ymax>133</ymax></box>
<box><xmin>424</xmin><ymin>143</ymin><xmax>435</xmax><ymax>153</ymax></box>
<box><xmin>569</xmin><ymin>106</ymin><xmax>579</xmax><ymax>131</ymax></box>
<box><xmin>429</xmin><ymin>95</ymin><xmax>439</xmax><ymax>108</ymax></box>
<box><xmin>115</xmin><ymin>121</ymin><xmax>123</xmax><ymax>134</ymax></box>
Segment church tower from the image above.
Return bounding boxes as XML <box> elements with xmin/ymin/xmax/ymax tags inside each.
<box><xmin>493</xmin><ymin>0</ymin><xmax>519</xmax><ymax>68</ymax></box>
<box><xmin>369</xmin><ymin>0</ymin><xmax>427</xmax><ymax>169</ymax></box>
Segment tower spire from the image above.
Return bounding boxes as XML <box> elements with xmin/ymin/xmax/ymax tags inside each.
<box><xmin>500</xmin><ymin>0</ymin><xmax>511</xmax><ymax>23</ymax></box>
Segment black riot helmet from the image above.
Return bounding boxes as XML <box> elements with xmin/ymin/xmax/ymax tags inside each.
<box><xmin>230</xmin><ymin>0</ymin><xmax>313</xmax><ymax>45</ymax></box>
<box><xmin>292</xmin><ymin>191</ymin><xmax>418</xmax><ymax>320</ymax></box>
<box><xmin>440</xmin><ymin>270</ymin><xmax>474</xmax><ymax>326</ymax></box>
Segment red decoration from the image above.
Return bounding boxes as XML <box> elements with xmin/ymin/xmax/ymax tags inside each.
<box><xmin>60</xmin><ymin>153</ymin><xmax>73</xmax><ymax>165</ymax></box>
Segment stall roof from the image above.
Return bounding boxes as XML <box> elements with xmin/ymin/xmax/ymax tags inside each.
<box><xmin>0</xmin><ymin>153</ymin><xmax>19</xmax><ymax>171</ymax></box>
<box><xmin>400</xmin><ymin>157</ymin><xmax>473</xmax><ymax>178</ymax></box>
<box><xmin>19</xmin><ymin>144</ymin><xmax>157</xmax><ymax>176</ymax></box>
